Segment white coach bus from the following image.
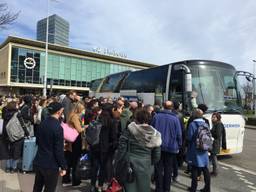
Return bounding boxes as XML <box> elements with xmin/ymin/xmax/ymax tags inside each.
<box><xmin>91</xmin><ymin>60</ymin><xmax>246</xmax><ymax>155</ymax></box>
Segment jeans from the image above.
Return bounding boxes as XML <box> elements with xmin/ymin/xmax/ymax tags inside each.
<box><xmin>6</xmin><ymin>159</ymin><xmax>18</xmax><ymax>170</ymax></box>
<box><xmin>210</xmin><ymin>154</ymin><xmax>218</xmax><ymax>174</ymax></box>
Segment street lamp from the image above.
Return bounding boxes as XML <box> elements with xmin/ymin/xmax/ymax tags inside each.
<box><xmin>252</xmin><ymin>60</ymin><xmax>256</xmax><ymax>116</ymax></box>
<box><xmin>43</xmin><ymin>0</ymin><xmax>50</xmax><ymax>97</ymax></box>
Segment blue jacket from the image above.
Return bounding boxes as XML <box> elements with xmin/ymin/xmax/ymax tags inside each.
<box><xmin>187</xmin><ymin>118</ymin><xmax>209</xmax><ymax>167</ymax></box>
<box><xmin>33</xmin><ymin>116</ymin><xmax>67</xmax><ymax>171</ymax></box>
<box><xmin>151</xmin><ymin>110</ymin><xmax>182</xmax><ymax>153</ymax></box>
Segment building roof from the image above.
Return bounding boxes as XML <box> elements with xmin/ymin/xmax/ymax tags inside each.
<box><xmin>0</xmin><ymin>36</ymin><xmax>156</xmax><ymax>68</ymax></box>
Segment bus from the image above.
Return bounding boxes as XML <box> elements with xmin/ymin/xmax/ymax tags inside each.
<box><xmin>91</xmin><ymin>60</ymin><xmax>246</xmax><ymax>155</ymax></box>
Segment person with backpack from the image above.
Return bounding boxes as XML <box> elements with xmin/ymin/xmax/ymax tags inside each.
<box><xmin>88</xmin><ymin>103</ymin><xmax>117</xmax><ymax>192</ymax></box>
<box><xmin>210</xmin><ymin>112</ymin><xmax>226</xmax><ymax>177</ymax></box>
<box><xmin>187</xmin><ymin>109</ymin><xmax>211</xmax><ymax>192</ymax></box>
<box><xmin>1</xmin><ymin>100</ymin><xmax>20</xmax><ymax>173</ymax></box>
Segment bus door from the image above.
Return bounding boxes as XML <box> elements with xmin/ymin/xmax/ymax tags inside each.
<box><xmin>169</xmin><ymin>65</ymin><xmax>184</xmax><ymax>108</ymax></box>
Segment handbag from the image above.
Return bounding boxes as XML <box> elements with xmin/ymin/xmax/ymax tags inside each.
<box><xmin>115</xmin><ymin>133</ymin><xmax>135</xmax><ymax>185</ymax></box>
<box><xmin>105</xmin><ymin>178</ymin><xmax>123</xmax><ymax>192</ymax></box>
<box><xmin>61</xmin><ymin>122</ymin><xmax>79</xmax><ymax>142</ymax></box>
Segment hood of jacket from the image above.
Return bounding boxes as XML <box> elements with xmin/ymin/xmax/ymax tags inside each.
<box><xmin>120</xmin><ymin>108</ymin><xmax>132</xmax><ymax>118</ymax></box>
<box><xmin>128</xmin><ymin>121</ymin><xmax>162</xmax><ymax>148</ymax></box>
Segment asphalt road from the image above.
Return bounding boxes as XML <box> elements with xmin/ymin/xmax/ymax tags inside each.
<box><xmin>17</xmin><ymin>128</ymin><xmax>256</xmax><ymax>192</ymax></box>
<box><xmin>219</xmin><ymin>128</ymin><xmax>256</xmax><ymax>172</ymax></box>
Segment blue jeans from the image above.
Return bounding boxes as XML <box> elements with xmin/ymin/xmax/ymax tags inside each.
<box><xmin>6</xmin><ymin>159</ymin><xmax>18</xmax><ymax>169</ymax></box>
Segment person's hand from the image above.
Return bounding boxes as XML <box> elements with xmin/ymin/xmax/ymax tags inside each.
<box><xmin>59</xmin><ymin>170</ymin><xmax>66</xmax><ymax>176</ymax></box>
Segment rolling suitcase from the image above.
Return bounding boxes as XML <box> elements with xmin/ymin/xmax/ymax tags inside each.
<box><xmin>0</xmin><ymin>119</ymin><xmax>3</xmax><ymax>135</ymax></box>
<box><xmin>22</xmin><ymin>137</ymin><xmax>38</xmax><ymax>173</ymax></box>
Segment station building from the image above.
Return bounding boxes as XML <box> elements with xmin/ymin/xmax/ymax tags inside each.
<box><xmin>0</xmin><ymin>36</ymin><xmax>155</xmax><ymax>96</ymax></box>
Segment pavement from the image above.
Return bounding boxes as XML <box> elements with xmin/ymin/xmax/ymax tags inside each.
<box><xmin>0</xmin><ymin>124</ymin><xmax>255</xmax><ymax>192</ymax></box>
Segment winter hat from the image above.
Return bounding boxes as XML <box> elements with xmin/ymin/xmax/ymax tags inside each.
<box><xmin>48</xmin><ymin>102</ymin><xmax>63</xmax><ymax>115</ymax></box>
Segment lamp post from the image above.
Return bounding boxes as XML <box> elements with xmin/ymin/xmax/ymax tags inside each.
<box><xmin>43</xmin><ymin>0</ymin><xmax>49</xmax><ymax>97</ymax></box>
<box><xmin>252</xmin><ymin>60</ymin><xmax>256</xmax><ymax>116</ymax></box>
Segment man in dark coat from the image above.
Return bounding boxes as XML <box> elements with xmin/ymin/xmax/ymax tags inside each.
<box><xmin>151</xmin><ymin>101</ymin><xmax>182</xmax><ymax>192</ymax></box>
<box><xmin>33</xmin><ymin>102</ymin><xmax>67</xmax><ymax>192</ymax></box>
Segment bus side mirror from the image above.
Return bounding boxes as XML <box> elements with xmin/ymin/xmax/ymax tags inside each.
<box><xmin>185</xmin><ymin>73</ymin><xmax>192</xmax><ymax>92</ymax></box>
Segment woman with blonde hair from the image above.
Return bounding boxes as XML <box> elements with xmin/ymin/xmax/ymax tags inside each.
<box><xmin>63</xmin><ymin>101</ymin><xmax>85</xmax><ymax>186</ymax></box>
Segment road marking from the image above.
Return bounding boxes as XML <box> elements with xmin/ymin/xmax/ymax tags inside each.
<box><xmin>248</xmin><ymin>185</ymin><xmax>256</xmax><ymax>190</ymax></box>
<box><xmin>245</xmin><ymin>181</ymin><xmax>254</xmax><ymax>185</ymax></box>
<box><xmin>237</xmin><ymin>174</ymin><xmax>245</xmax><ymax>178</ymax></box>
<box><xmin>219</xmin><ymin>162</ymin><xmax>256</xmax><ymax>176</ymax></box>
<box><xmin>221</xmin><ymin>166</ymin><xmax>229</xmax><ymax>170</ymax></box>
<box><xmin>235</xmin><ymin>170</ymin><xmax>241</xmax><ymax>174</ymax></box>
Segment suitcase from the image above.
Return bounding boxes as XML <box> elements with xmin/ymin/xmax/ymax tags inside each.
<box><xmin>22</xmin><ymin>137</ymin><xmax>38</xmax><ymax>172</ymax></box>
<box><xmin>76</xmin><ymin>154</ymin><xmax>91</xmax><ymax>180</ymax></box>
<box><xmin>0</xmin><ymin>119</ymin><xmax>3</xmax><ymax>135</ymax></box>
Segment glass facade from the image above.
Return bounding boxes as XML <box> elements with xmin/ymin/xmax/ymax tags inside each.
<box><xmin>10</xmin><ymin>47</ymin><xmax>137</xmax><ymax>88</ymax></box>
<box><xmin>37</xmin><ymin>14</ymin><xmax>69</xmax><ymax>46</ymax></box>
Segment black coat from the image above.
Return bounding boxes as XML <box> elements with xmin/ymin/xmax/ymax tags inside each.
<box><xmin>211</xmin><ymin>122</ymin><xmax>227</xmax><ymax>154</ymax></box>
<box><xmin>33</xmin><ymin>116</ymin><xmax>67</xmax><ymax>171</ymax></box>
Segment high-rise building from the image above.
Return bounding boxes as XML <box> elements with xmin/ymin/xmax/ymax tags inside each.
<box><xmin>37</xmin><ymin>14</ymin><xmax>69</xmax><ymax>46</ymax></box>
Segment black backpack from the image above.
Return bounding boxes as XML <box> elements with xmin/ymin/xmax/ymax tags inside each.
<box><xmin>85</xmin><ymin>120</ymin><xmax>102</xmax><ymax>146</ymax></box>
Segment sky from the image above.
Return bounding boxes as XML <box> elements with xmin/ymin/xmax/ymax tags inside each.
<box><xmin>1</xmin><ymin>0</ymin><xmax>256</xmax><ymax>73</ymax></box>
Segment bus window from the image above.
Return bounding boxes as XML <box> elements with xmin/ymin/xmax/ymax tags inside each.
<box><xmin>169</xmin><ymin>69</ymin><xmax>183</xmax><ymax>103</ymax></box>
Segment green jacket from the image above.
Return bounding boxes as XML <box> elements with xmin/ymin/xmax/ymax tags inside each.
<box><xmin>116</xmin><ymin>124</ymin><xmax>161</xmax><ymax>192</ymax></box>
<box><xmin>120</xmin><ymin>108</ymin><xmax>132</xmax><ymax>131</ymax></box>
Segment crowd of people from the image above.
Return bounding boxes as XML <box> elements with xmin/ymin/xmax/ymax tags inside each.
<box><xmin>0</xmin><ymin>90</ymin><xmax>227</xmax><ymax>192</ymax></box>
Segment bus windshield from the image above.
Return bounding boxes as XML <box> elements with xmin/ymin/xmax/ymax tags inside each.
<box><xmin>190</xmin><ymin>65</ymin><xmax>242</xmax><ymax>113</ymax></box>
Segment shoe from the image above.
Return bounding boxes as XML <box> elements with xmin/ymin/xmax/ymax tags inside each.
<box><xmin>199</xmin><ymin>189</ymin><xmax>210</xmax><ymax>192</ymax></box>
<box><xmin>172</xmin><ymin>177</ymin><xmax>179</xmax><ymax>182</ymax></box>
<box><xmin>10</xmin><ymin>168</ymin><xmax>18</xmax><ymax>174</ymax></box>
<box><xmin>5</xmin><ymin>168</ymin><xmax>10</xmax><ymax>173</ymax></box>
<box><xmin>210</xmin><ymin>172</ymin><xmax>218</xmax><ymax>177</ymax></box>
<box><xmin>90</xmin><ymin>186</ymin><xmax>96</xmax><ymax>192</ymax></box>
<box><xmin>62</xmin><ymin>178</ymin><xmax>71</xmax><ymax>184</ymax></box>
<box><xmin>184</xmin><ymin>170</ymin><xmax>190</xmax><ymax>174</ymax></box>
<box><xmin>72</xmin><ymin>180</ymin><xmax>81</xmax><ymax>186</ymax></box>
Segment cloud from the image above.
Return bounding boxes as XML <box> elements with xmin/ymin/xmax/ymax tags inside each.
<box><xmin>1</xmin><ymin>0</ymin><xmax>256</xmax><ymax>74</ymax></box>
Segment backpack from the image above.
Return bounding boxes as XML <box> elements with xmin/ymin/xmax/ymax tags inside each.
<box><xmin>85</xmin><ymin>120</ymin><xmax>102</xmax><ymax>146</ymax></box>
<box><xmin>195</xmin><ymin>121</ymin><xmax>213</xmax><ymax>151</ymax></box>
<box><xmin>6</xmin><ymin>111</ymin><xmax>29</xmax><ymax>142</ymax></box>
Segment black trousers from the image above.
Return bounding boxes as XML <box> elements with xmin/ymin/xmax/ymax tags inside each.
<box><xmin>33</xmin><ymin>167</ymin><xmax>59</xmax><ymax>192</ymax></box>
<box><xmin>190</xmin><ymin>166</ymin><xmax>211</xmax><ymax>192</ymax></box>
<box><xmin>155</xmin><ymin>151</ymin><xmax>176</xmax><ymax>192</ymax></box>
<box><xmin>90</xmin><ymin>150</ymin><xmax>112</xmax><ymax>187</ymax></box>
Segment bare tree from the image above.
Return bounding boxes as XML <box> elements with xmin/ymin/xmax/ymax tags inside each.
<box><xmin>242</xmin><ymin>82</ymin><xmax>253</xmax><ymax>109</ymax></box>
<box><xmin>0</xmin><ymin>3</ymin><xmax>20</xmax><ymax>29</ymax></box>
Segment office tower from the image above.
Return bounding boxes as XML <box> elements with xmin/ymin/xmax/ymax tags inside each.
<box><xmin>37</xmin><ymin>14</ymin><xmax>69</xmax><ymax>46</ymax></box>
